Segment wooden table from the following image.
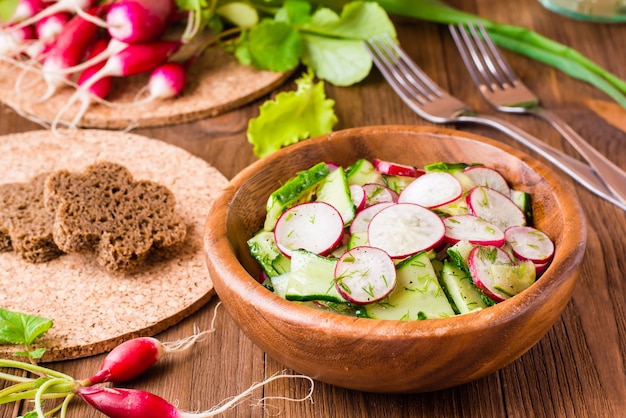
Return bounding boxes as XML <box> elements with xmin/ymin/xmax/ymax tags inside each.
<box><xmin>1</xmin><ymin>0</ymin><xmax>625</xmax><ymax>416</ymax></box>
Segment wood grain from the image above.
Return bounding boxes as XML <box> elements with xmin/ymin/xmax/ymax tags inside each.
<box><xmin>1</xmin><ymin>0</ymin><xmax>625</xmax><ymax>415</ymax></box>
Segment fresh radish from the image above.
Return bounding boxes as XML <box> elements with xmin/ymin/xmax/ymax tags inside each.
<box><xmin>349</xmin><ymin>201</ymin><xmax>394</xmax><ymax>235</ymax></box>
<box><xmin>35</xmin><ymin>12</ymin><xmax>71</xmax><ymax>44</ymax></box>
<box><xmin>334</xmin><ymin>246</ymin><xmax>397</xmax><ymax>305</ymax></box>
<box><xmin>135</xmin><ymin>61</ymin><xmax>187</xmax><ymax>104</ymax></box>
<box><xmin>443</xmin><ymin>214</ymin><xmax>505</xmax><ymax>246</ymax></box>
<box><xmin>7</xmin><ymin>0</ymin><xmax>47</xmax><ymax>23</ymax></box>
<box><xmin>8</xmin><ymin>0</ymin><xmax>101</xmax><ymax>31</ymax></box>
<box><xmin>467</xmin><ymin>245</ymin><xmax>535</xmax><ymax>302</ymax></box>
<box><xmin>77</xmin><ymin>387</ymin><xmax>179</xmax><ymax>418</ymax></box>
<box><xmin>463</xmin><ymin>166</ymin><xmax>511</xmax><ymax>195</ymax></box>
<box><xmin>36</xmin><ymin>6</ymin><xmax>106</xmax><ymax>101</ymax></box>
<box><xmin>367</xmin><ymin>203</ymin><xmax>445</xmax><ymax>258</ymax></box>
<box><xmin>83</xmin><ymin>337</ymin><xmax>165</xmax><ymax>385</ymax></box>
<box><xmin>466</xmin><ymin>186</ymin><xmax>527</xmax><ymax>230</ymax></box>
<box><xmin>106</xmin><ymin>0</ymin><xmax>176</xmax><ymax>44</ymax></box>
<box><xmin>0</xmin><ymin>24</ymin><xmax>35</xmax><ymax>57</ymax></box>
<box><xmin>349</xmin><ymin>184</ymin><xmax>366</xmax><ymax>211</ymax></box>
<box><xmin>52</xmin><ymin>40</ymin><xmax>181</xmax><ymax>130</ymax></box>
<box><xmin>373</xmin><ymin>158</ymin><xmax>422</xmax><ymax>177</ymax></box>
<box><xmin>362</xmin><ymin>183</ymin><xmax>398</xmax><ymax>206</ymax></box>
<box><xmin>398</xmin><ymin>171</ymin><xmax>463</xmax><ymax>208</ymax></box>
<box><xmin>504</xmin><ymin>225</ymin><xmax>555</xmax><ymax>264</ymax></box>
<box><xmin>274</xmin><ymin>202</ymin><xmax>344</xmax><ymax>257</ymax></box>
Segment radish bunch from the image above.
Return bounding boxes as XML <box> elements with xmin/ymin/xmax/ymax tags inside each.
<box><xmin>1</xmin><ymin>0</ymin><xmax>192</xmax><ymax>132</ymax></box>
<box><xmin>250</xmin><ymin>158</ymin><xmax>556</xmax><ymax>318</ymax></box>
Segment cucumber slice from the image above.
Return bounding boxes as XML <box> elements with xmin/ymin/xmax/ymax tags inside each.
<box><xmin>440</xmin><ymin>261</ymin><xmax>487</xmax><ymax>314</ymax></box>
<box><xmin>284</xmin><ymin>249</ymin><xmax>345</xmax><ymax>303</ymax></box>
<box><xmin>364</xmin><ymin>252</ymin><xmax>455</xmax><ymax>320</ymax></box>
<box><xmin>446</xmin><ymin>240</ymin><xmax>475</xmax><ymax>273</ymax></box>
<box><xmin>346</xmin><ymin>158</ymin><xmax>384</xmax><ymax>186</ymax></box>
<box><xmin>316</xmin><ymin>166</ymin><xmax>356</xmax><ymax>226</ymax></box>
<box><xmin>247</xmin><ymin>230</ymin><xmax>291</xmax><ymax>278</ymax></box>
<box><xmin>510</xmin><ymin>189</ymin><xmax>534</xmax><ymax>225</ymax></box>
<box><xmin>264</xmin><ymin>162</ymin><xmax>330</xmax><ymax>231</ymax></box>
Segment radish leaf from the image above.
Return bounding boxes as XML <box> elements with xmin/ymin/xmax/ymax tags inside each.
<box><xmin>0</xmin><ymin>0</ymin><xmax>18</xmax><ymax>22</ymax></box>
<box><xmin>0</xmin><ymin>308</ymin><xmax>52</xmax><ymax>358</ymax></box>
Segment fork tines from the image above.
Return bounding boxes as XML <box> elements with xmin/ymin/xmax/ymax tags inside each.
<box><xmin>449</xmin><ymin>21</ymin><xmax>519</xmax><ymax>91</ymax></box>
<box><xmin>364</xmin><ymin>35</ymin><xmax>443</xmax><ymax>105</ymax></box>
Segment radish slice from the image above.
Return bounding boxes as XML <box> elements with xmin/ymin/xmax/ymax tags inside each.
<box><xmin>468</xmin><ymin>246</ymin><xmax>535</xmax><ymax>302</ymax></box>
<box><xmin>349</xmin><ymin>184</ymin><xmax>366</xmax><ymax>211</ymax></box>
<box><xmin>362</xmin><ymin>183</ymin><xmax>398</xmax><ymax>206</ymax></box>
<box><xmin>274</xmin><ymin>202</ymin><xmax>344</xmax><ymax>257</ymax></box>
<box><xmin>367</xmin><ymin>203</ymin><xmax>445</xmax><ymax>258</ymax></box>
<box><xmin>464</xmin><ymin>166</ymin><xmax>511</xmax><ymax>195</ymax></box>
<box><xmin>334</xmin><ymin>246</ymin><xmax>397</xmax><ymax>305</ymax></box>
<box><xmin>349</xmin><ymin>202</ymin><xmax>394</xmax><ymax>235</ymax></box>
<box><xmin>443</xmin><ymin>215</ymin><xmax>505</xmax><ymax>246</ymax></box>
<box><xmin>504</xmin><ymin>225</ymin><xmax>555</xmax><ymax>264</ymax></box>
<box><xmin>373</xmin><ymin>158</ymin><xmax>422</xmax><ymax>177</ymax></box>
<box><xmin>466</xmin><ymin>186</ymin><xmax>526</xmax><ymax>230</ymax></box>
<box><xmin>398</xmin><ymin>172</ymin><xmax>463</xmax><ymax>208</ymax></box>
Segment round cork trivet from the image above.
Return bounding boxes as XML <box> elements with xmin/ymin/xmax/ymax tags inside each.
<box><xmin>0</xmin><ymin>47</ymin><xmax>291</xmax><ymax>129</ymax></box>
<box><xmin>0</xmin><ymin>129</ymin><xmax>228</xmax><ymax>362</ymax></box>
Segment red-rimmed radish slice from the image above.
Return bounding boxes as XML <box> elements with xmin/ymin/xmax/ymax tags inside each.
<box><xmin>443</xmin><ymin>215</ymin><xmax>505</xmax><ymax>246</ymax></box>
<box><xmin>373</xmin><ymin>158</ymin><xmax>422</xmax><ymax>177</ymax></box>
<box><xmin>274</xmin><ymin>202</ymin><xmax>344</xmax><ymax>257</ymax></box>
<box><xmin>534</xmin><ymin>259</ymin><xmax>552</xmax><ymax>276</ymax></box>
<box><xmin>325</xmin><ymin>161</ymin><xmax>340</xmax><ymax>172</ymax></box>
<box><xmin>398</xmin><ymin>172</ymin><xmax>463</xmax><ymax>208</ymax></box>
<box><xmin>349</xmin><ymin>184</ymin><xmax>366</xmax><ymax>211</ymax></box>
<box><xmin>468</xmin><ymin>246</ymin><xmax>535</xmax><ymax>302</ymax></box>
<box><xmin>349</xmin><ymin>202</ymin><xmax>394</xmax><ymax>235</ymax></box>
<box><xmin>334</xmin><ymin>246</ymin><xmax>397</xmax><ymax>305</ymax></box>
<box><xmin>367</xmin><ymin>203</ymin><xmax>445</xmax><ymax>258</ymax></box>
<box><xmin>362</xmin><ymin>183</ymin><xmax>398</xmax><ymax>206</ymax></box>
<box><xmin>504</xmin><ymin>225</ymin><xmax>555</xmax><ymax>264</ymax></box>
<box><xmin>466</xmin><ymin>186</ymin><xmax>526</xmax><ymax>230</ymax></box>
<box><xmin>463</xmin><ymin>166</ymin><xmax>510</xmax><ymax>195</ymax></box>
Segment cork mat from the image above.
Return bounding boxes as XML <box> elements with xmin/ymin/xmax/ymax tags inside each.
<box><xmin>0</xmin><ymin>129</ymin><xmax>228</xmax><ymax>362</ymax></box>
<box><xmin>0</xmin><ymin>47</ymin><xmax>291</xmax><ymax>129</ymax></box>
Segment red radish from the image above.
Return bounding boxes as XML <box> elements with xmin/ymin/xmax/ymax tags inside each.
<box><xmin>463</xmin><ymin>166</ymin><xmax>511</xmax><ymax>195</ymax></box>
<box><xmin>466</xmin><ymin>186</ymin><xmax>526</xmax><ymax>230</ymax></box>
<box><xmin>467</xmin><ymin>245</ymin><xmax>535</xmax><ymax>302</ymax></box>
<box><xmin>106</xmin><ymin>0</ymin><xmax>176</xmax><ymax>44</ymax></box>
<box><xmin>504</xmin><ymin>225</ymin><xmax>555</xmax><ymax>264</ymax></box>
<box><xmin>77</xmin><ymin>387</ymin><xmax>179</xmax><ymax>418</ymax></box>
<box><xmin>7</xmin><ymin>0</ymin><xmax>47</xmax><ymax>23</ymax></box>
<box><xmin>37</xmin><ymin>6</ymin><xmax>106</xmax><ymax>101</ymax></box>
<box><xmin>0</xmin><ymin>24</ymin><xmax>35</xmax><ymax>57</ymax></box>
<box><xmin>84</xmin><ymin>336</ymin><xmax>164</xmax><ymax>386</ymax></box>
<box><xmin>349</xmin><ymin>201</ymin><xmax>394</xmax><ymax>235</ymax></box>
<box><xmin>274</xmin><ymin>202</ymin><xmax>344</xmax><ymax>257</ymax></box>
<box><xmin>443</xmin><ymin>214</ymin><xmax>505</xmax><ymax>246</ymax></box>
<box><xmin>35</xmin><ymin>12</ymin><xmax>71</xmax><ymax>44</ymax></box>
<box><xmin>349</xmin><ymin>184</ymin><xmax>366</xmax><ymax>211</ymax></box>
<box><xmin>8</xmin><ymin>0</ymin><xmax>101</xmax><ymax>31</ymax></box>
<box><xmin>373</xmin><ymin>158</ymin><xmax>422</xmax><ymax>177</ymax></box>
<box><xmin>52</xmin><ymin>40</ymin><xmax>181</xmax><ymax>131</ymax></box>
<box><xmin>398</xmin><ymin>171</ymin><xmax>463</xmax><ymax>208</ymax></box>
<box><xmin>137</xmin><ymin>61</ymin><xmax>187</xmax><ymax>103</ymax></box>
<box><xmin>367</xmin><ymin>203</ymin><xmax>445</xmax><ymax>258</ymax></box>
<box><xmin>362</xmin><ymin>183</ymin><xmax>398</xmax><ymax>206</ymax></box>
<box><xmin>334</xmin><ymin>246</ymin><xmax>397</xmax><ymax>305</ymax></box>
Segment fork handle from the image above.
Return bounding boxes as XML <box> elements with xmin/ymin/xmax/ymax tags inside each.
<box><xmin>460</xmin><ymin>113</ymin><xmax>626</xmax><ymax>212</ymax></box>
<box><xmin>530</xmin><ymin>107</ymin><xmax>626</xmax><ymax>205</ymax></box>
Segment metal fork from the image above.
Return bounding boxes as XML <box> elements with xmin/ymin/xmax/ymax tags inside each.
<box><xmin>363</xmin><ymin>35</ymin><xmax>626</xmax><ymax>211</ymax></box>
<box><xmin>450</xmin><ymin>21</ymin><xmax>626</xmax><ymax>205</ymax></box>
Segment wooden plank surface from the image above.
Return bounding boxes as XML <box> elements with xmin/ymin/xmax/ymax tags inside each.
<box><xmin>1</xmin><ymin>0</ymin><xmax>625</xmax><ymax>416</ymax></box>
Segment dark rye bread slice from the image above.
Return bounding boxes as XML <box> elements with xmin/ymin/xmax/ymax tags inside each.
<box><xmin>44</xmin><ymin>161</ymin><xmax>187</xmax><ymax>273</ymax></box>
<box><xmin>0</xmin><ymin>173</ymin><xmax>64</xmax><ymax>263</ymax></box>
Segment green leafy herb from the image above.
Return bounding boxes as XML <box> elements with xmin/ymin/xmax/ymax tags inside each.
<box><xmin>247</xmin><ymin>68</ymin><xmax>337</xmax><ymax>157</ymax></box>
<box><xmin>0</xmin><ymin>308</ymin><xmax>53</xmax><ymax>360</ymax></box>
<box><xmin>0</xmin><ymin>0</ymin><xmax>18</xmax><ymax>22</ymax></box>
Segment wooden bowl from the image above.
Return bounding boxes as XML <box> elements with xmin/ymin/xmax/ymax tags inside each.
<box><xmin>203</xmin><ymin>125</ymin><xmax>587</xmax><ymax>393</ymax></box>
